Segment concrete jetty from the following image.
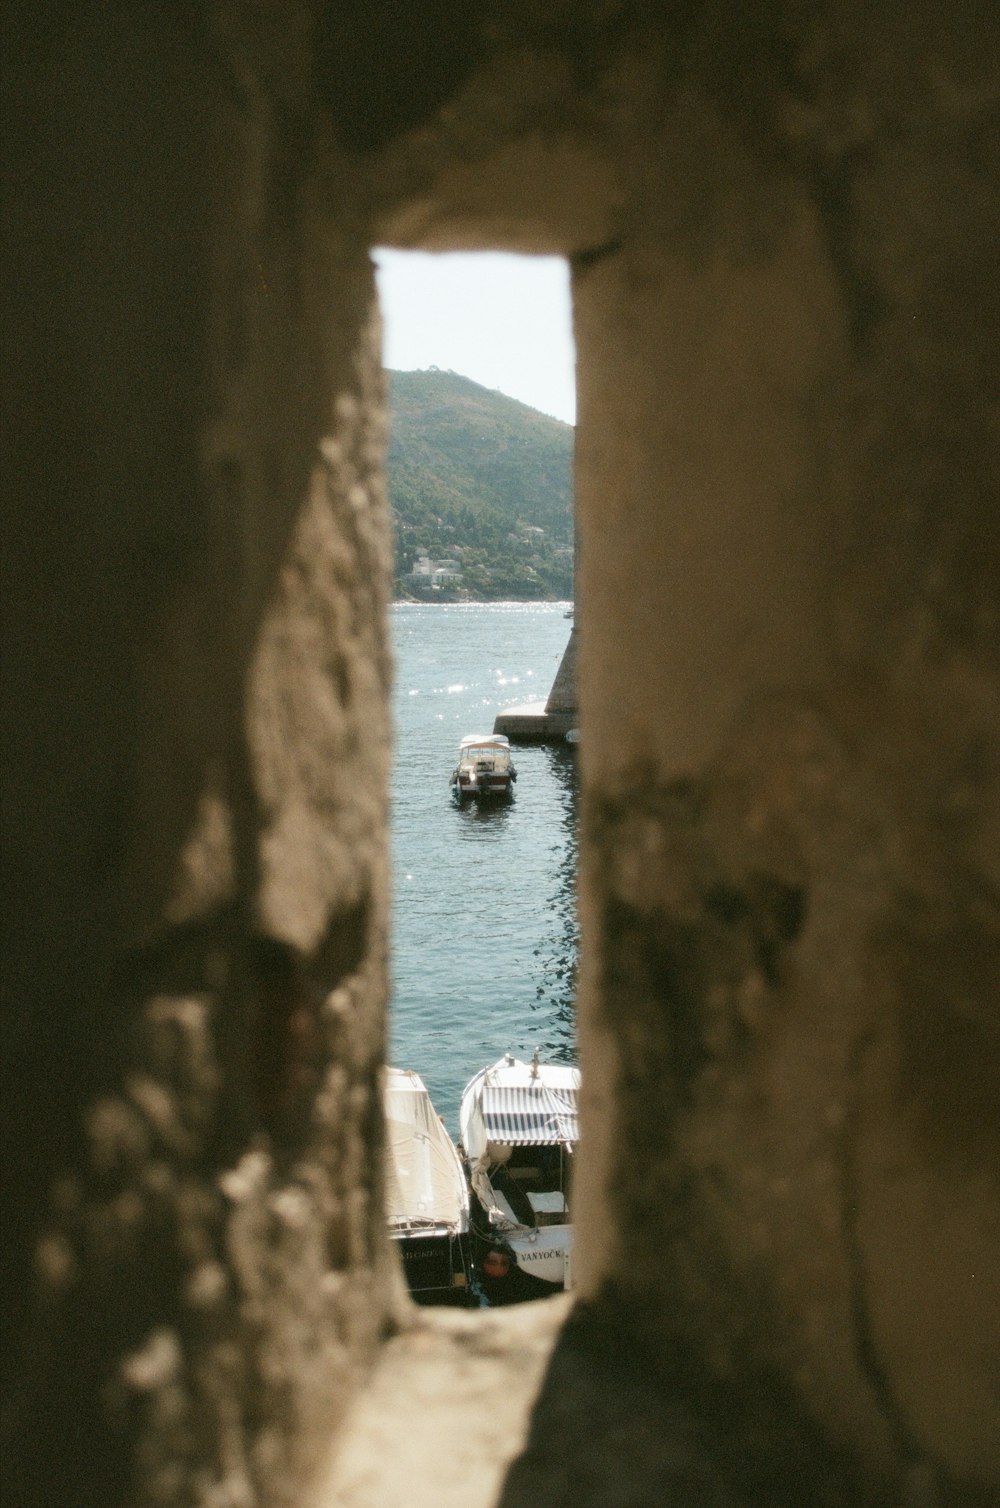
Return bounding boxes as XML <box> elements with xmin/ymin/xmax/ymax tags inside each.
<box><xmin>494</xmin><ymin>623</ymin><xmax>577</xmax><ymax>743</ymax></box>
<box><xmin>492</xmin><ymin>701</ymin><xmax>576</xmax><ymax>741</ymax></box>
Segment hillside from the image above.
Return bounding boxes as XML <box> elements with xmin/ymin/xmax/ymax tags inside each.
<box><xmin>386</xmin><ymin>368</ymin><xmax>574</xmax><ymax>600</ymax></box>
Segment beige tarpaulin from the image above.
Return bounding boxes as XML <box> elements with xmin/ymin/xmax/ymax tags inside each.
<box><xmin>383</xmin><ymin>1069</ymin><xmax>468</xmax><ymax>1232</ymax></box>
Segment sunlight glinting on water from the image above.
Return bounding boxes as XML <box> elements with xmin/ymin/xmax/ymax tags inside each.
<box><xmin>389</xmin><ymin>602</ymin><xmax>578</xmax><ymax>1135</ymax></box>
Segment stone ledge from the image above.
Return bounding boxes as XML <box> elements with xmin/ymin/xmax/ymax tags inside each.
<box><xmin>312</xmin><ymin>1297</ymin><xmax>570</xmax><ymax>1508</ymax></box>
<box><xmin>312</xmin><ymin>1294</ymin><xmax>894</xmax><ymax>1508</ymax></box>
<box><xmin>493</xmin><ymin>703</ymin><xmax>577</xmax><ymax>742</ymax></box>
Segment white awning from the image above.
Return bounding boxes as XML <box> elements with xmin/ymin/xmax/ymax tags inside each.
<box><xmin>480</xmin><ymin>1083</ymin><xmax>579</xmax><ymax>1145</ymax></box>
<box><xmin>460</xmin><ymin>734</ymin><xmax>509</xmax><ymax>749</ymax></box>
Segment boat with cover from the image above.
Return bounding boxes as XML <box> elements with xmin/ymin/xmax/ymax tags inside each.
<box><xmin>459</xmin><ymin>1050</ymin><xmax>580</xmax><ymax>1298</ymax></box>
<box><xmin>383</xmin><ymin>1067</ymin><xmax>471</xmax><ymax>1303</ymax></box>
<box><xmin>449</xmin><ymin>734</ymin><xmax>517</xmax><ymax>802</ymax></box>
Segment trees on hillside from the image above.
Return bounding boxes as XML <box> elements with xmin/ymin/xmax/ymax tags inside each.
<box><xmin>387</xmin><ymin>370</ymin><xmax>574</xmax><ymax>600</ymax></box>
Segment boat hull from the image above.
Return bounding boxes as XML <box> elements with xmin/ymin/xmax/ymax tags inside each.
<box><xmin>392</xmin><ymin>1230</ymin><xmax>471</xmax><ymax>1306</ymax></box>
<box><xmin>453</xmin><ymin>775</ymin><xmax>513</xmax><ymax>800</ymax></box>
<box><xmin>469</xmin><ymin>1205</ymin><xmax>571</xmax><ymax>1303</ymax></box>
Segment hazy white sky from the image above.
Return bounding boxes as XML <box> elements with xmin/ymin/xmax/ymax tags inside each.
<box><xmin>374</xmin><ymin>249</ymin><xmax>576</xmax><ymax>426</ymax></box>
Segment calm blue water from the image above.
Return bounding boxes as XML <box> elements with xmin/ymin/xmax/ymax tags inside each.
<box><xmin>389</xmin><ymin>602</ymin><xmax>579</xmax><ymax>1135</ymax></box>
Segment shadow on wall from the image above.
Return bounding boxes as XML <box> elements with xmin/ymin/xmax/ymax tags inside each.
<box><xmin>497</xmin><ymin>1298</ymin><xmax>873</xmax><ymax>1508</ymax></box>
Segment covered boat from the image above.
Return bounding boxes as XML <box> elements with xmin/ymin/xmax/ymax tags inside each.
<box><xmin>459</xmin><ymin>1050</ymin><xmax>580</xmax><ymax>1299</ymax></box>
<box><xmin>449</xmin><ymin>734</ymin><xmax>517</xmax><ymax>802</ymax></box>
<box><xmin>383</xmin><ymin>1067</ymin><xmax>470</xmax><ymax>1303</ymax></box>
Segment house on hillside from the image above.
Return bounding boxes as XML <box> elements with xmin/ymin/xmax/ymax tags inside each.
<box><xmin>407</xmin><ymin>554</ymin><xmax>463</xmax><ymax>589</ymax></box>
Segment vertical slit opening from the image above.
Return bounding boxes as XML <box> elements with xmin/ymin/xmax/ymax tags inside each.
<box><xmin>374</xmin><ymin>247</ymin><xmax>580</xmax><ymax>1308</ymax></box>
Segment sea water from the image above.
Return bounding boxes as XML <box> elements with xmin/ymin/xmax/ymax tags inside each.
<box><xmin>389</xmin><ymin>601</ymin><xmax>579</xmax><ymax>1136</ymax></box>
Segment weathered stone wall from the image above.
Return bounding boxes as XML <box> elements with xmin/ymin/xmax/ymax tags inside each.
<box><xmin>3</xmin><ymin>7</ymin><xmax>396</xmax><ymax>1506</ymax></box>
<box><xmin>3</xmin><ymin>2</ymin><xmax>998</xmax><ymax>1505</ymax></box>
<box><xmin>568</xmin><ymin>11</ymin><xmax>1000</xmax><ymax>1503</ymax></box>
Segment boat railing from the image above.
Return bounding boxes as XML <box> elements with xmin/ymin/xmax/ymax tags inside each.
<box><xmin>389</xmin><ymin>1217</ymin><xmax>463</xmax><ymax>1237</ymax></box>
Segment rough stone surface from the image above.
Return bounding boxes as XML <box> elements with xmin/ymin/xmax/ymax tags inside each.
<box><xmin>566</xmin><ymin>11</ymin><xmax>999</xmax><ymax>1499</ymax></box>
<box><xmin>313</xmin><ymin>1298</ymin><xmax>570</xmax><ymax>1508</ymax></box>
<box><xmin>3</xmin><ymin>6</ymin><xmax>395</xmax><ymax>1505</ymax></box>
<box><xmin>319</xmin><ymin>1294</ymin><xmax>886</xmax><ymax>1508</ymax></box>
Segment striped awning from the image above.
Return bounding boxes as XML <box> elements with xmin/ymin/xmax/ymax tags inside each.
<box><xmin>480</xmin><ymin>1083</ymin><xmax>579</xmax><ymax>1145</ymax></box>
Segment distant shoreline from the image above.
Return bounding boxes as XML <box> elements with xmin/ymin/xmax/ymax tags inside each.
<box><xmin>392</xmin><ymin>596</ymin><xmax>573</xmax><ymax>607</ymax></box>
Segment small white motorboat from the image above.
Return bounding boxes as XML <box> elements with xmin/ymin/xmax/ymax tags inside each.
<box><xmin>459</xmin><ymin>1050</ymin><xmax>580</xmax><ymax>1298</ymax></box>
<box><xmin>449</xmin><ymin>734</ymin><xmax>517</xmax><ymax>802</ymax></box>
<box><xmin>383</xmin><ymin>1067</ymin><xmax>470</xmax><ymax>1302</ymax></box>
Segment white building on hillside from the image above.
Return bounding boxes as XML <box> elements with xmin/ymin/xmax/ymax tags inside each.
<box><xmin>408</xmin><ymin>555</ymin><xmax>463</xmax><ymax>588</ymax></box>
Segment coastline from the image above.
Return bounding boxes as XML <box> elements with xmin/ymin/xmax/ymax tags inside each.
<box><xmin>392</xmin><ymin>593</ymin><xmax>573</xmax><ymax>606</ymax></box>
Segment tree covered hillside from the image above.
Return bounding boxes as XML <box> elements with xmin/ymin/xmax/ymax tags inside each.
<box><xmin>387</xmin><ymin>368</ymin><xmax>574</xmax><ymax>600</ymax></box>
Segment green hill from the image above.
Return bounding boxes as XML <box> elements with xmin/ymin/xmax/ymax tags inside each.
<box><xmin>386</xmin><ymin>368</ymin><xmax>574</xmax><ymax>600</ymax></box>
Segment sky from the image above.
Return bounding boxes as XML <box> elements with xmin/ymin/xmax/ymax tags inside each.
<box><xmin>374</xmin><ymin>249</ymin><xmax>576</xmax><ymax>426</ymax></box>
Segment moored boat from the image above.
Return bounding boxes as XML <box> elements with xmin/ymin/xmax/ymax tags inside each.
<box><xmin>383</xmin><ymin>1067</ymin><xmax>471</xmax><ymax>1303</ymax></box>
<box><xmin>449</xmin><ymin>734</ymin><xmax>517</xmax><ymax>802</ymax></box>
<box><xmin>459</xmin><ymin>1050</ymin><xmax>579</xmax><ymax>1301</ymax></box>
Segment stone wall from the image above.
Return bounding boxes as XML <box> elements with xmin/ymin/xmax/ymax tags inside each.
<box><xmin>568</xmin><ymin>15</ymin><xmax>1000</xmax><ymax>1499</ymax></box>
<box><xmin>3</xmin><ymin>3</ymin><xmax>998</xmax><ymax>1505</ymax></box>
<box><xmin>2</xmin><ymin>7</ymin><xmax>396</xmax><ymax>1505</ymax></box>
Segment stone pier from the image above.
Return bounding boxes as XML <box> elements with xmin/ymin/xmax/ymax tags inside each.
<box><xmin>494</xmin><ymin>625</ymin><xmax>578</xmax><ymax>743</ymax></box>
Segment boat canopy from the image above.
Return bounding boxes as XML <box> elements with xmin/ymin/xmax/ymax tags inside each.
<box><xmin>459</xmin><ymin>734</ymin><xmax>510</xmax><ymax>751</ymax></box>
<box><xmin>383</xmin><ymin>1069</ymin><xmax>469</xmax><ymax>1233</ymax></box>
<box><xmin>479</xmin><ymin>1082</ymin><xmax>579</xmax><ymax>1147</ymax></box>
